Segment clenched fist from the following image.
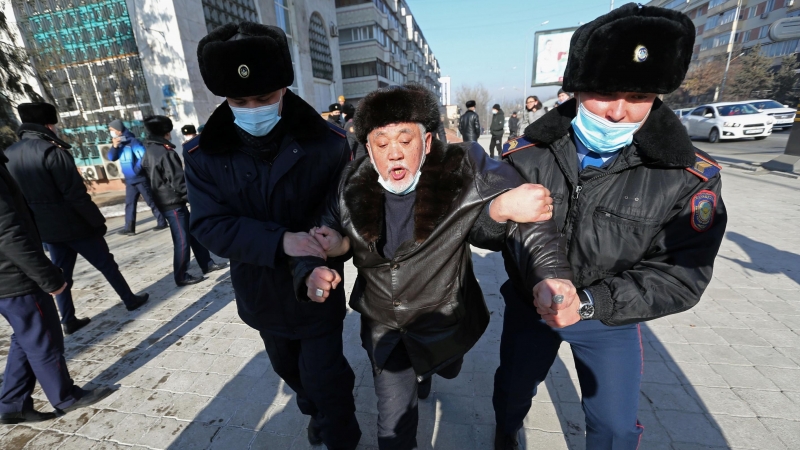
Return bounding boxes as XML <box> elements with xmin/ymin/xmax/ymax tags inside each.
<box><xmin>490</xmin><ymin>183</ymin><xmax>554</xmax><ymax>223</ymax></box>
<box><xmin>305</xmin><ymin>266</ymin><xmax>342</xmax><ymax>303</ymax></box>
<box><xmin>533</xmin><ymin>278</ymin><xmax>580</xmax><ymax>328</ymax></box>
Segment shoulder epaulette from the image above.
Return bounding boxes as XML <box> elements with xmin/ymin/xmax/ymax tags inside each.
<box><xmin>182</xmin><ymin>135</ymin><xmax>200</xmax><ymax>154</ymax></box>
<box><xmin>685</xmin><ymin>152</ymin><xmax>721</xmax><ymax>181</ymax></box>
<box><xmin>502</xmin><ymin>136</ymin><xmax>538</xmax><ymax>157</ymax></box>
<box><xmin>327</xmin><ymin>121</ymin><xmax>346</xmax><ymax>139</ymax></box>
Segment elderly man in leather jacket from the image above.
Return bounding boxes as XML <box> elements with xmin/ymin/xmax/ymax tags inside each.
<box><xmin>494</xmin><ymin>5</ymin><xmax>728</xmax><ymax>449</ymax></box>
<box><xmin>458</xmin><ymin>100</ymin><xmax>481</xmax><ymax>142</ymax></box>
<box><xmin>292</xmin><ymin>84</ymin><xmax>575</xmax><ymax>449</ymax></box>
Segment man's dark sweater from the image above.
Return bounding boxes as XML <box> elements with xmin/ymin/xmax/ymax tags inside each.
<box><xmin>378</xmin><ymin>191</ymin><xmax>416</xmax><ymax>260</ymax></box>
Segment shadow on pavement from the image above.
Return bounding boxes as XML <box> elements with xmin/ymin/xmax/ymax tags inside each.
<box><xmin>723</xmin><ymin>232</ymin><xmax>800</xmax><ymax>285</ymax></box>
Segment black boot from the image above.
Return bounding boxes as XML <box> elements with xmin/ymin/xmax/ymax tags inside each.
<box><xmin>176</xmin><ymin>273</ymin><xmax>206</xmax><ymax>287</ymax></box>
<box><xmin>153</xmin><ymin>224</ymin><xmax>168</xmax><ymax>231</ymax></box>
<box><xmin>307</xmin><ymin>417</ymin><xmax>323</xmax><ymax>446</ymax></box>
<box><xmin>494</xmin><ymin>426</ymin><xmax>520</xmax><ymax>450</ymax></box>
<box><xmin>125</xmin><ymin>293</ymin><xmax>149</xmax><ymax>311</ymax></box>
<box><xmin>202</xmin><ymin>261</ymin><xmax>228</xmax><ymax>274</ymax></box>
<box><xmin>58</xmin><ymin>387</ymin><xmax>115</xmax><ymax>414</ymax></box>
<box><xmin>62</xmin><ymin>317</ymin><xmax>91</xmax><ymax>335</ymax></box>
<box><xmin>417</xmin><ymin>377</ymin><xmax>432</xmax><ymax>400</ymax></box>
<box><xmin>117</xmin><ymin>227</ymin><xmax>135</xmax><ymax>236</ymax></box>
<box><xmin>0</xmin><ymin>409</ymin><xmax>57</xmax><ymax>424</ymax></box>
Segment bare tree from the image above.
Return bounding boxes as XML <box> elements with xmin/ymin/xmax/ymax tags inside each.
<box><xmin>682</xmin><ymin>58</ymin><xmax>725</xmax><ymax>98</ymax></box>
<box><xmin>771</xmin><ymin>54</ymin><xmax>799</xmax><ymax>106</ymax></box>
<box><xmin>724</xmin><ymin>44</ymin><xmax>774</xmax><ymax>101</ymax></box>
<box><xmin>455</xmin><ymin>83</ymin><xmax>490</xmax><ymax>130</ymax></box>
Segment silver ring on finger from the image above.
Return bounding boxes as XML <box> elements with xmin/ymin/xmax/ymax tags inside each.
<box><xmin>315</xmin><ymin>288</ymin><xmax>324</xmax><ymax>297</ymax></box>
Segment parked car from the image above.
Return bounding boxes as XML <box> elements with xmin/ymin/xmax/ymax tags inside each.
<box><xmin>747</xmin><ymin>99</ymin><xmax>796</xmax><ymax>130</ymax></box>
<box><xmin>674</xmin><ymin>108</ymin><xmax>693</xmax><ymax>118</ymax></box>
<box><xmin>681</xmin><ymin>102</ymin><xmax>774</xmax><ymax>143</ymax></box>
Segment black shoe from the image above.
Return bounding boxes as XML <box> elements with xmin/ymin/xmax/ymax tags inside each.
<box><xmin>202</xmin><ymin>261</ymin><xmax>228</xmax><ymax>274</ymax></box>
<box><xmin>62</xmin><ymin>317</ymin><xmax>91</xmax><ymax>335</ymax></box>
<box><xmin>0</xmin><ymin>409</ymin><xmax>58</xmax><ymax>424</ymax></box>
<box><xmin>494</xmin><ymin>426</ymin><xmax>520</xmax><ymax>450</ymax></box>
<box><xmin>125</xmin><ymin>293</ymin><xmax>149</xmax><ymax>311</ymax></box>
<box><xmin>176</xmin><ymin>274</ymin><xmax>206</xmax><ymax>287</ymax></box>
<box><xmin>153</xmin><ymin>224</ymin><xmax>169</xmax><ymax>231</ymax></box>
<box><xmin>117</xmin><ymin>229</ymin><xmax>135</xmax><ymax>236</ymax></box>
<box><xmin>59</xmin><ymin>387</ymin><xmax>115</xmax><ymax>414</ymax></box>
<box><xmin>307</xmin><ymin>417</ymin><xmax>323</xmax><ymax>446</ymax></box>
<box><xmin>418</xmin><ymin>377</ymin><xmax>432</xmax><ymax>400</ymax></box>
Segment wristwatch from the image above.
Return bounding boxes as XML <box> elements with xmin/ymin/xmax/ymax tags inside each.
<box><xmin>578</xmin><ymin>290</ymin><xmax>595</xmax><ymax>320</ymax></box>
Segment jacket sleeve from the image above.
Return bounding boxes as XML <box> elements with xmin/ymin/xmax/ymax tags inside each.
<box><xmin>0</xmin><ymin>174</ymin><xmax>64</xmax><ymax>293</ymax></box>
<box><xmin>472</xmin><ymin>114</ymin><xmax>481</xmax><ymax>138</ymax></box>
<box><xmin>131</xmin><ymin>142</ymin><xmax>145</xmax><ymax>175</ymax></box>
<box><xmin>107</xmin><ymin>145</ymin><xmax>122</xmax><ymax>162</ymax></box>
<box><xmin>587</xmin><ymin>175</ymin><xmax>728</xmax><ymax>326</ymax></box>
<box><xmin>45</xmin><ymin>148</ymin><xmax>105</xmax><ymax>228</ymax></box>
<box><xmin>162</xmin><ymin>151</ymin><xmax>188</xmax><ymax>202</ymax></box>
<box><xmin>185</xmin><ymin>154</ymin><xmax>288</xmax><ymax>269</ymax></box>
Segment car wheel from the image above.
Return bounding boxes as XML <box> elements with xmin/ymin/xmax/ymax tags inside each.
<box><xmin>754</xmin><ymin>136</ymin><xmax>767</xmax><ymax>140</ymax></box>
<box><xmin>708</xmin><ymin>128</ymin><xmax>720</xmax><ymax>143</ymax></box>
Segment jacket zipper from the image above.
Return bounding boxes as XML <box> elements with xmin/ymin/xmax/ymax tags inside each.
<box><xmin>562</xmin><ymin>166</ymin><xmax>628</xmax><ymax>253</ymax></box>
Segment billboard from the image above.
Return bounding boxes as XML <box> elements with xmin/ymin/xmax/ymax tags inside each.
<box><xmin>531</xmin><ymin>27</ymin><xmax>578</xmax><ymax>87</ymax></box>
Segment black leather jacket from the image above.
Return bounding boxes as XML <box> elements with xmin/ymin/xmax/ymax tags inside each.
<box><xmin>141</xmin><ymin>136</ymin><xmax>187</xmax><ymax>212</ymax></box>
<box><xmin>504</xmin><ymin>99</ymin><xmax>727</xmax><ymax>326</ymax></box>
<box><xmin>459</xmin><ymin>110</ymin><xmax>481</xmax><ymax>142</ymax></box>
<box><xmin>292</xmin><ymin>140</ymin><xmax>571</xmax><ymax>378</ymax></box>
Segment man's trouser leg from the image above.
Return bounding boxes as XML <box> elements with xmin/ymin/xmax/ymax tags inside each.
<box><xmin>260</xmin><ymin>328</ymin><xmax>361</xmax><ymax>450</ymax></box>
<box><xmin>132</xmin><ymin>182</ymin><xmax>166</xmax><ymax>228</ymax></box>
<box><xmin>183</xmin><ymin>209</ymin><xmax>213</xmax><ymax>271</ymax></box>
<box><xmin>488</xmin><ymin>135</ymin><xmax>499</xmax><ymax>158</ymax></box>
<box><xmin>123</xmin><ymin>181</ymin><xmax>140</xmax><ymax>232</ymax></box>
<box><xmin>163</xmin><ymin>207</ymin><xmax>190</xmax><ymax>284</ymax></box>
<box><xmin>0</xmin><ymin>291</ymin><xmax>83</xmax><ymax>412</ymax></box>
<box><xmin>45</xmin><ymin>242</ymin><xmax>78</xmax><ymax>324</ymax></box>
<box><xmin>65</xmin><ymin>236</ymin><xmax>136</xmax><ymax>306</ymax></box>
<box><xmin>373</xmin><ymin>342</ymin><xmax>419</xmax><ymax>450</ymax></box>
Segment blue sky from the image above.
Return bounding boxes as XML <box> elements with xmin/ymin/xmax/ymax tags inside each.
<box><xmin>406</xmin><ymin>0</ymin><xmax>619</xmax><ymax>106</ymax></box>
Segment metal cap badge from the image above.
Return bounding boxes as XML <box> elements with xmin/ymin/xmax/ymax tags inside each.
<box><xmin>634</xmin><ymin>45</ymin><xmax>648</xmax><ymax>63</ymax></box>
<box><xmin>238</xmin><ymin>64</ymin><xmax>250</xmax><ymax>79</ymax></box>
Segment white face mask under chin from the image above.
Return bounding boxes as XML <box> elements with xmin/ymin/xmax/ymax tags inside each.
<box><xmin>370</xmin><ymin>143</ymin><xmax>427</xmax><ymax>196</ymax></box>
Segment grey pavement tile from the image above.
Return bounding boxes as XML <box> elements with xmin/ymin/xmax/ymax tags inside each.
<box><xmin>59</xmin><ymin>435</ymin><xmax>101</xmax><ymax>449</ymax></box>
<box><xmin>434</xmin><ymin>393</ymin><xmax>476</xmax><ymax>425</ymax></box>
<box><xmin>354</xmin><ymin>386</ymin><xmax>379</xmax><ymax>415</ymax></box>
<box><xmin>712</xmin><ymin>328</ymin><xmax>772</xmax><ymax>347</ymax></box>
<box><xmin>155</xmin><ymin>370</ymin><xmax>198</xmax><ymax>393</ymax></box>
<box><xmin>251</xmin><ymin>431</ymin><xmax>296</xmax><ymax>450</ymax></box>
<box><xmin>138</xmin><ymin>417</ymin><xmax>189</xmax><ymax>449</ymax></box>
<box><xmin>260</xmin><ymin>404</ymin><xmax>308</xmax><ymax>437</ymax></box>
<box><xmin>640</xmin><ymin>383</ymin><xmax>704</xmax><ymax>413</ymax></box>
<box><xmin>637</xmin><ymin>409</ymin><xmax>670</xmax><ymax>445</ymax></box>
<box><xmin>760</xmin><ymin>417</ymin><xmax>800</xmax><ymax>450</ymax></box>
<box><xmin>19</xmin><ymin>429</ymin><xmax>68</xmax><ymax>448</ymax></box>
<box><xmin>675</xmin><ymin>327</ymin><xmax>729</xmax><ymax>346</ymax></box>
<box><xmin>688</xmin><ymin>386</ymin><xmax>756</xmax><ymax>417</ymax></box>
<box><xmin>666</xmin><ymin>312</ymin><xmax>710</xmax><ymax>328</ymax></box>
<box><xmin>714</xmin><ymin>415</ymin><xmax>787</xmax><ymax>449</ymax></box>
<box><xmin>227</xmin><ymin>401</ymin><xmax>271</xmax><ymax>430</ymax></box>
<box><xmin>522</xmin><ymin>400</ymin><xmax>563</xmax><ymax>432</ymax></box>
<box><xmin>207</xmin><ymin>355</ymin><xmax>247</xmax><ymax>375</ymax></box>
<box><xmin>186</xmin><ymin>372</ymin><xmax>230</xmax><ymax>396</ymax></box>
<box><xmin>353</xmin><ymin>412</ymin><xmax>378</xmax><ymax>448</ymax></box>
<box><xmin>75</xmin><ymin>409</ymin><xmax>128</xmax><ymax>440</ymax></box>
<box><xmin>163</xmin><ymin>393</ymin><xmax>210</xmax><ymax>421</ymax></box>
<box><xmin>651</xmin><ymin>342</ymin><xmax>707</xmax><ymax>364</ymax></box>
<box><xmin>692</xmin><ymin>344</ymin><xmax>751</xmax><ymax>366</ymax></box>
<box><xmin>737</xmin><ymin>346</ymin><xmax>799</xmax><ymax>368</ymax></box>
<box><xmin>49</xmin><ymin>408</ymin><xmax>100</xmax><ymax>435</ymax></box>
<box><xmin>730</xmin><ymin>313</ymin><xmax>789</xmax><ymax>330</ymax></box>
<box><xmin>642</xmin><ymin>361</ymin><xmax>682</xmax><ymax>385</ymax></box>
<box><xmin>193</xmin><ymin>397</ymin><xmax>241</xmax><ymax>427</ymax></box>
<box><xmin>106</xmin><ymin>413</ymin><xmax>158</xmax><ymax>446</ymax></box>
<box><xmin>133</xmin><ymin>390</ymin><xmax>176</xmax><ymax>416</ymax></box>
<box><xmin>777</xmin><ymin>346</ymin><xmax>800</xmax><ymax>366</ymax></box>
<box><xmin>752</xmin><ymin>329</ymin><xmax>800</xmax><ymax>348</ymax></box>
<box><xmin>733</xmin><ymin>389</ymin><xmax>800</xmax><ymax>420</ymax></box>
<box><xmin>519</xmin><ymin>428</ymin><xmax>570</xmax><ymax>450</ymax></box>
<box><xmin>434</xmin><ymin>372</ymin><xmax>474</xmax><ymax>396</ymax></box>
<box><xmin>207</xmin><ymin>426</ymin><xmax>256</xmax><ymax>450</ymax></box>
<box><xmin>655</xmin><ymin>411</ymin><xmax>727</xmax><ymax>448</ymax></box>
<box><xmin>710</xmin><ymin>364</ymin><xmax>780</xmax><ymax>390</ymax></box>
<box><xmin>170</xmin><ymin>422</ymin><xmax>221</xmax><ymax>450</ymax></box>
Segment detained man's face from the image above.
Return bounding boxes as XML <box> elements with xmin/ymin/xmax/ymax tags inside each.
<box><xmin>558</xmin><ymin>93</ymin><xmax>570</xmax><ymax>104</ymax></box>
<box><xmin>367</xmin><ymin>122</ymin><xmax>432</xmax><ymax>192</ymax></box>
<box><xmin>227</xmin><ymin>88</ymin><xmax>286</xmax><ymax>111</ymax></box>
<box><xmin>578</xmin><ymin>92</ymin><xmax>658</xmax><ymax>123</ymax></box>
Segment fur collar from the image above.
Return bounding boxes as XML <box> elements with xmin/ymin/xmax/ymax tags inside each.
<box><xmin>523</xmin><ymin>98</ymin><xmax>696</xmax><ymax>167</ymax></box>
<box><xmin>17</xmin><ymin>123</ymin><xmax>72</xmax><ymax>149</ymax></box>
<box><xmin>344</xmin><ymin>138</ymin><xmax>466</xmax><ymax>245</ymax></box>
<box><xmin>198</xmin><ymin>90</ymin><xmax>329</xmax><ymax>155</ymax></box>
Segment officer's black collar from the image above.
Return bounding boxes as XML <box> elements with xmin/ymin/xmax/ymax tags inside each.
<box><xmin>198</xmin><ymin>89</ymin><xmax>329</xmax><ymax>155</ymax></box>
<box><xmin>145</xmin><ymin>135</ymin><xmax>176</xmax><ymax>149</ymax></box>
<box><xmin>17</xmin><ymin>123</ymin><xmax>72</xmax><ymax>150</ymax></box>
<box><xmin>523</xmin><ymin>98</ymin><xmax>696</xmax><ymax>168</ymax></box>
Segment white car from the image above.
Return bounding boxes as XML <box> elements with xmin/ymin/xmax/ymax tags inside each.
<box><xmin>747</xmin><ymin>99</ymin><xmax>796</xmax><ymax>130</ymax></box>
<box><xmin>681</xmin><ymin>102</ymin><xmax>774</xmax><ymax>143</ymax></box>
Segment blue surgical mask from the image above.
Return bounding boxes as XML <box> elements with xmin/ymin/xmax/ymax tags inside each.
<box><xmin>230</xmin><ymin>93</ymin><xmax>282</xmax><ymax>137</ymax></box>
<box><xmin>572</xmin><ymin>101</ymin><xmax>647</xmax><ymax>154</ymax></box>
<box><xmin>372</xmin><ymin>144</ymin><xmax>426</xmax><ymax>196</ymax></box>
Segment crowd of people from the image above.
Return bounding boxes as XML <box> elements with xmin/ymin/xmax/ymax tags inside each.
<box><xmin>0</xmin><ymin>4</ymin><xmax>728</xmax><ymax>450</ymax></box>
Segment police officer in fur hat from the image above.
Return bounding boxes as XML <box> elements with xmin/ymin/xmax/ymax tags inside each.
<box><xmin>185</xmin><ymin>22</ymin><xmax>360</xmax><ymax>448</ymax></box>
<box><xmin>494</xmin><ymin>4</ymin><xmax>727</xmax><ymax>449</ymax></box>
<box><xmin>291</xmin><ymin>84</ymin><xmax>576</xmax><ymax>449</ymax></box>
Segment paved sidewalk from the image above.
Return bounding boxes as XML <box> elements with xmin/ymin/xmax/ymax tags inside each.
<box><xmin>1</xmin><ymin>150</ymin><xmax>799</xmax><ymax>449</ymax></box>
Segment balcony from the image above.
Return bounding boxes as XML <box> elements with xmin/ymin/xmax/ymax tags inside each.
<box><xmin>698</xmin><ymin>44</ymin><xmax>730</xmax><ymax>59</ymax></box>
<box><xmin>707</xmin><ymin>0</ymin><xmax>739</xmax><ymax>16</ymax></box>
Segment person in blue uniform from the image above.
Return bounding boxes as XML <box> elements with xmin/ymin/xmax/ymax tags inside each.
<box><xmin>0</xmin><ymin>143</ymin><xmax>114</xmax><ymax>424</ymax></box>
<box><xmin>493</xmin><ymin>5</ymin><xmax>728</xmax><ymax>449</ymax></box>
<box><xmin>184</xmin><ymin>22</ymin><xmax>360</xmax><ymax>449</ymax></box>
<box><xmin>107</xmin><ymin>119</ymin><xmax>167</xmax><ymax>235</ymax></box>
<box><xmin>4</xmin><ymin>103</ymin><xmax>149</xmax><ymax>336</ymax></box>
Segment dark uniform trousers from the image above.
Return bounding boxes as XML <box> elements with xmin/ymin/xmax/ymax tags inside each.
<box><xmin>373</xmin><ymin>341</ymin><xmax>463</xmax><ymax>450</ymax></box>
<box><xmin>489</xmin><ymin>135</ymin><xmax>503</xmax><ymax>158</ymax></box>
<box><xmin>124</xmin><ymin>180</ymin><xmax>166</xmax><ymax>232</ymax></box>
<box><xmin>0</xmin><ymin>291</ymin><xmax>84</xmax><ymax>413</ymax></box>
<box><xmin>493</xmin><ymin>283</ymin><xmax>644</xmax><ymax>450</ymax></box>
<box><xmin>46</xmin><ymin>236</ymin><xmax>136</xmax><ymax>323</ymax></box>
<box><xmin>162</xmin><ymin>206</ymin><xmax>212</xmax><ymax>284</ymax></box>
<box><xmin>259</xmin><ymin>327</ymin><xmax>361</xmax><ymax>450</ymax></box>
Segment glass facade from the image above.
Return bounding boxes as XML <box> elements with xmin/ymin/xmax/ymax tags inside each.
<box><xmin>309</xmin><ymin>13</ymin><xmax>333</xmax><ymax>81</ymax></box>
<box><xmin>202</xmin><ymin>0</ymin><xmax>258</xmax><ymax>33</ymax></box>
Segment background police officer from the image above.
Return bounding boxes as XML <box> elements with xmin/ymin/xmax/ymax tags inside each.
<box><xmin>494</xmin><ymin>4</ymin><xmax>727</xmax><ymax>449</ymax></box>
<box><xmin>185</xmin><ymin>22</ymin><xmax>360</xmax><ymax>449</ymax></box>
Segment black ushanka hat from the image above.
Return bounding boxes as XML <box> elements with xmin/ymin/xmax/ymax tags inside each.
<box><xmin>18</xmin><ymin>102</ymin><xmax>58</xmax><ymax>125</ymax></box>
<box><xmin>562</xmin><ymin>3</ymin><xmax>695</xmax><ymax>94</ymax></box>
<box><xmin>354</xmin><ymin>84</ymin><xmax>441</xmax><ymax>144</ymax></box>
<box><xmin>197</xmin><ymin>22</ymin><xmax>294</xmax><ymax>98</ymax></box>
<box><xmin>144</xmin><ymin>115</ymin><xmax>174</xmax><ymax>137</ymax></box>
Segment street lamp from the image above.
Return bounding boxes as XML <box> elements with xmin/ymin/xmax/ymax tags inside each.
<box><xmin>716</xmin><ymin>0</ymin><xmax>745</xmax><ymax>101</ymax></box>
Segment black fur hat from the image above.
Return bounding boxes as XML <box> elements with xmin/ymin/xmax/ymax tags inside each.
<box><xmin>181</xmin><ymin>124</ymin><xmax>196</xmax><ymax>135</ymax></box>
<box><xmin>144</xmin><ymin>115</ymin><xmax>174</xmax><ymax>137</ymax></box>
<box><xmin>197</xmin><ymin>22</ymin><xmax>294</xmax><ymax>97</ymax></box>
<box><xmin>18</xmin><ymin>102</ymin><xmax>58</xmax><ymax>125</ymax></box>
<box><xmin>562</xmin><ymin>3</ymin><xmax>695</xmax><ymax>94</ymax></box>
<box><xmin>329</xmin><ymin>103</ymin><xmax>342</xmax><ymax>112</ymax></box>
<box><xmin>354</xmin><ymin>84</ymin><xmax>441</xmax><ymax>144</ymax></box>
<box><xmin>465</xmin><ymin>100</ymin><xmax>476</xmax><ymax>108</ymax></box>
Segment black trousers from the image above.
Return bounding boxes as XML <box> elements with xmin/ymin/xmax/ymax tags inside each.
<box><xmin>162</xmin><ymin>206</ymin><xmax>213</xmax><ymax>284</ymax></box>
<box><xmin>124</xmin><ymin>181</ymin><xmax>165</xmax><ymax>231</ymax></box>
<box><xmin>489</xmin><ymin>134</ymin><xmax>503</xmax><ymax>158</ymax></box>
<box><xmin>373</xmin><ymin>342</ymin><xmax>463</xmax><ymax>450</ymax></box>
<box><xmin>259</xmin><ymin>328</ymin><xmax>361</xmax><ymax>450</ymax></box>
<box><xmin>0</xmin><ymin>291</ymin><xmax>84</xmax><ymax>413</ymax></box>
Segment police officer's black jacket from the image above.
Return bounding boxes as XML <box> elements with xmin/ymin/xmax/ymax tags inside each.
<box><xmin>184</xmin><ymin>90</ymin><xmax>351</xmax><ymax>338</ymax></box>
<box><xmin>141</xmin><ymin>136</ymin><xmax>187</xmax><ymax>212</ymax></box>
<box><xmin>4</xmin><ymin>124</ymin><xmax>107</xmax><ymax>243</ymax></box>
<box><xmin>0</xmin><ymin>150</ymin><xmax>65</xmax><ymax>298</ymax></box>
<box><xmin>459</xmin><ymin>110</ymin><xmax>481</xmax><ymax>141</ymax></box>
<box><xmin>291</xmin><ymin>140</ymin><xmax>572</xmax><ymax>379</ymax></box>
<box><xmin>504</xmin><ymin>98</ymin><xmax>727</xmax><ymax>326</ymax></box>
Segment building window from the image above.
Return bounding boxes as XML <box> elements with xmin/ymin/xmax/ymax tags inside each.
<box><xmin>664</xmin><ymin>0</ymin><xmax>687</xmax><ymax>9</ymax></box>
<box><xmin>708</xmin><ymin>0</ymin><xmax>726</xmax><ymax>9</ymax></box>
<box><xmin>342</xmin><ymin>60</ymin><xmax>388</xmax><ymax>79</ymax></box>
<box><xmin>719</xmin><ymin>8</ymin><xmax>737</xmax><ymax>26</ymax></box>
<box><xmin>759</xmin><ymin>25</ymin><xmax>770</xmax><ymax>39</ymax></box>
<box><xmin>275</xmin><ymin>0</ymin><xmax>301</xmax><ymax>94</ymax></box>
<box><xmin>761</xmin><ymin>39</ymin><xmax>800</xmax><ymax>57</ymax></box>
<box><xmin>202</xmin><ymin>0</ymin><xmax>259</xmax><ymax>33</ymax></box>
<box><xmin>308</xmin><ymin>13</ymin><xmax>334</xmax><ymax>81</ymax></box>
<box><xmin>706</xmin><ymin>15</ymin><xmax>719</xmax><ymax>30</ymax></box>
<box><xmin>339</xmin><ymin>24</ymin><xmax>389</xmax><ymax>46</ymax></box>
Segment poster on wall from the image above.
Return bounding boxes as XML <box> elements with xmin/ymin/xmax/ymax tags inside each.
<box><xmin>531</xmin><ymin>27</ymin><xmax>578</xmax><ymax>87</ymax></box>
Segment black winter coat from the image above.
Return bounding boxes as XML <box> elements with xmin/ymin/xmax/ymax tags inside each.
<box><xmin>292</xmin><ymin>140</ymin><xmax>571</xmax><ymax>378</ymax></box>
<box><xmin>185</xmin><ymin>91</ymin><xmax>351</xmax><ymax>338</ymax></box>
<box><xmin>4</xmin><ymin>124</ymin><xmax>106</xmax><ymax>243</ymax></box>
<box><xmin>504</xmin><ymin>99</ymin><xmax>727</xmax><ymax>325</ymax></box>
<box><xmin>490</xmin><ymin>108</ymin><xmax>505</xmax><ymax>137</ymax></box>
<box><xmin>459</xmin><ymin>110</ymin><xmax>481</xmax><ymax>142</ymax></box>
<box><xmin>141</xmin><ymin>136</ymin><xmax>187</xmax><ymax>212</ymax></box>
<box><xmin>508</xmin><ymin>116</ymin><xmax>519</xmax><ymax>136</ymax></box>
<box><xmin>0</xmin><ymin>150</ymin><xmax>65</xmax><ymax>298</ymax></box>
